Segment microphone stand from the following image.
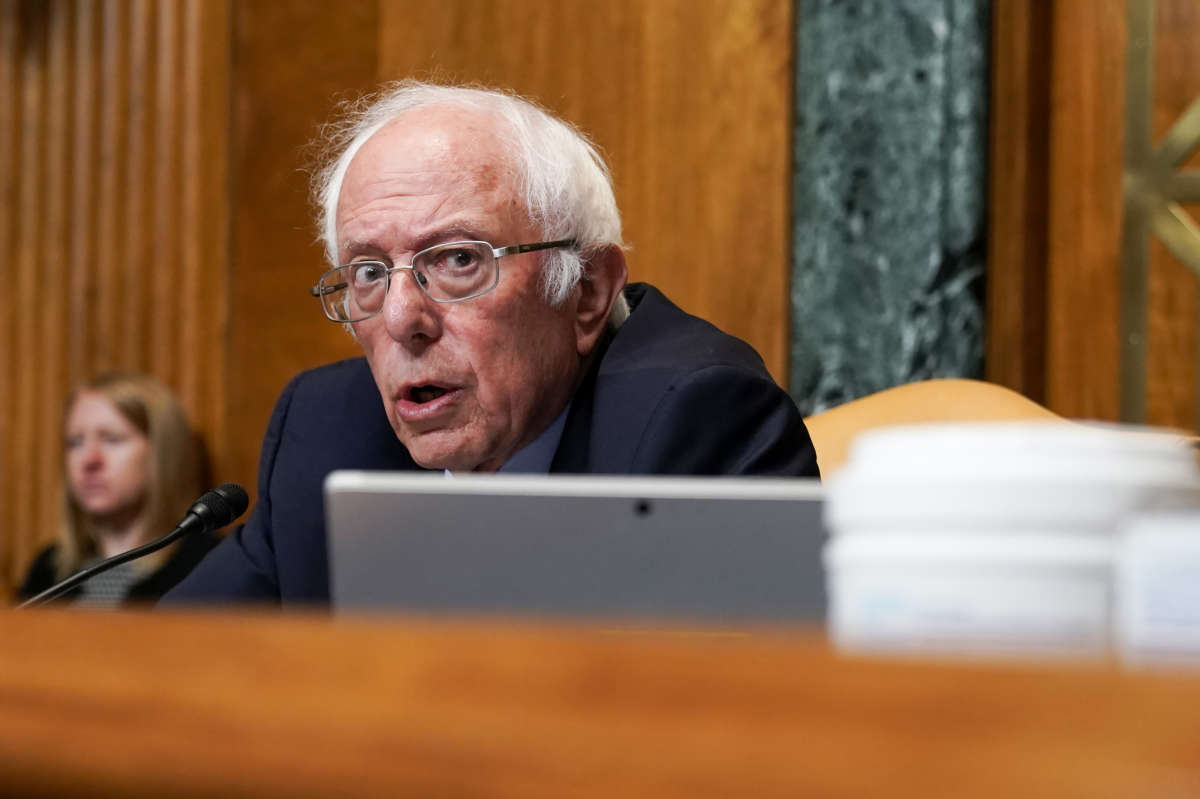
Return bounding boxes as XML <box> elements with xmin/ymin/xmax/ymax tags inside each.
<box><xmin>18</xmin><ymin>525</ymin><xmax>192</xmax><ymax>608</ymax></box>
<box><xmin>19</xmin><ymin>483</ymin><xmax>248</xmax><ymax>609</ymax></box>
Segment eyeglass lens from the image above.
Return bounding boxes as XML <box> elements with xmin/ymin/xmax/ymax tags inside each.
<box><xmin>320</xmin><ymin>242</ymin><xmax>497</xmax><ymax>322</ymax></box>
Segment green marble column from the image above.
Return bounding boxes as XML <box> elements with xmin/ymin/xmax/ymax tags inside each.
<box><xmin>790</xmin><ymin>0</ymin><xmax>989</xmax><ymax>414</ymax></box>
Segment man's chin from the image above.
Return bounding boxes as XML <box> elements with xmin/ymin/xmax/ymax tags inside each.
<box><xmin>404</xmin><ymin>435</ymin><xmax>497</xmax><ymax>473</ymax></box>
<box><xmin>412</xmin><ymin>454</ymin><xmax>503</xmax><ymax>473</ymax></box>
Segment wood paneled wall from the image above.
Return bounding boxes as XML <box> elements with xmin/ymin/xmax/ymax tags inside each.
<box><xmin>373</xmin><ymin>0</ymin><xmax>795</xmax><ymax>372</ymax></box>
<box><xmin>224</xmin><ymin>2</ymin><xmax>377</xmax><ymax>526</ymax></box>
<box><xmin>0</xmin><ymin>0</ymin><xmax>229</xmax><ymax>593</ymax></box>
<box><xmin>226</xmin><ymin>0</ymin><xmax>797</xmax><ymax>575</ymax></box>
<box><xmin>988</xmin><ymin>0</ymin><xmax>1200</xmax><ymax>429</ymax></box>
<box><xmin>987</xmin><ymin>1</ymin><xmax>1052</xmax><ymax>405</ymax></box>
<box><xmin>1</xmin><ymin>0</ymin><xmax>796</xmax><ymax>594</ymax></box>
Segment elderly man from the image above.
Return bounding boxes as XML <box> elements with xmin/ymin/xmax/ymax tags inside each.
<box><xmin>167</xmin><ymin>81</ymin><xmax>818</xmax><ymax>604</ymax></box>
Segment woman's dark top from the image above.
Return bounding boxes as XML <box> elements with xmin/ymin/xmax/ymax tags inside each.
<box><xmin>15</xmin><ymin>532</ymin><xmax>220</xmax><ymax>606</ymax></box>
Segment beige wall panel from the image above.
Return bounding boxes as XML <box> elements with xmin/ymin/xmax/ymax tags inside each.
<box><xmin>375</xmin><ymin>0</ymin><xmax>794</xmax><ymax>385</ymax></box>
<box><xmin>0</xmin><ymin>0</ymin><xmax>229</xmax><ymax>594</ymax></box>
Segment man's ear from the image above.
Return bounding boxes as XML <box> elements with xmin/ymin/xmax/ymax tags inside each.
<box><xmin>574</xmin><ymin>245</ymin><xmax>628</xmax><ymax>357</ymax></box>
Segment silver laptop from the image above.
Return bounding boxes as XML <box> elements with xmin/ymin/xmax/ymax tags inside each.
<box><xmin>326</xmin><ymin>472</ymin><xmax>826</xmax><ymax>622</ymax></box>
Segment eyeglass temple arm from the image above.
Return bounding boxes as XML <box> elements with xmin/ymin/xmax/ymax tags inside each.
<box><xmin>495</xmin><ymin>238</ymin><xmax>577</xmax><ymax>257</ymax></box>
<box><xmin>310</xmin><ymin>280</ymin><xmax>348</xmax><ymax>297</ymax></box>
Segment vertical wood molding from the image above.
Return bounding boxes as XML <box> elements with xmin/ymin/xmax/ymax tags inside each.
<box><xmin>0</xmin><ymin>0</ymin><xmax>230</xmax><ymax>593</ymax></box>
<box><xmin>1046</xmin><ymin>0</ymin><xmax>1127</xmax><ymax>420</ymax></box>
<box><xmin>93</xmin><ymin>0</ymin><xmax>126</xmax><ymax>370</ymax></box>
<box><xmin>150</xmin><ymin>0</ymin><xmax>178</xmax><ymax>382</ymax></box>
<box><xmin>12</xmin><ymin>0</ymin><xmax>48</xmax><ymax>592</ymax></box>
<box><xmin>120</xmin><ymin>0</ymin><xmax>152</xmax><ymax>367</ymax></box>
<box><xmin>0</xmin><ymin>0</ymin><xmax>20</xmax><ymax>593</ymax></box>
<box><xmin>67</xmin><ymin>0</ymin><xmax>98</xmax><ymax>391</ymax></box>
<box><xmin>178</xmin><ymin>0</ymin><xmax>231</xmax><ymax>472</ymax></box>
<box><xmin>986</xmin><ymin>0</ymin><xmax>1051</xmax><ymax>402</ymax></box>
<box><xmin>39</xmin><ymin>0</ymin><xmax>71</xmax><ymax>557</ymax></box>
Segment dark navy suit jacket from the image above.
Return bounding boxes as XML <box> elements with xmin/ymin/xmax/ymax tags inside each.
<box><xmin>165</xmin><ymin>284</ymin><xmax>819</xmax><ymax>605</ymax></box>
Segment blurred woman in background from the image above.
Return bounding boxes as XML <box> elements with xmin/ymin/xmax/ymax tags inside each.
<box><xmin>15</xmin><ymin>373</ymin><xmax>217</xmax><ymax>607</ymax></box>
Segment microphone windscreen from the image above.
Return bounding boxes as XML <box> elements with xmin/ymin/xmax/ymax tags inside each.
<box><xmin>189</xmin><ymin>483</ymin><xmax>250</xmax><ymax>529</ymax></box>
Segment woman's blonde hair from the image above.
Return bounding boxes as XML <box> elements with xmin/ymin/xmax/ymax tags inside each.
<box><xmin>55</xmin><ymin>373</ymin><xmax>209</xmax><ymax>580</ymax></box>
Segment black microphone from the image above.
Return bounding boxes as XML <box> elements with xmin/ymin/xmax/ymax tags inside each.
<box><xmin>19</xmin><ymin>483</ymin><xmax>249</xmax><ymax>608</ymax></box>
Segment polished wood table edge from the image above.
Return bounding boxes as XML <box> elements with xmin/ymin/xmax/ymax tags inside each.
<box><xmin>2</xmin><ymin>608</ymin><xmax>1199</xmax><ymax>799</ymax></box>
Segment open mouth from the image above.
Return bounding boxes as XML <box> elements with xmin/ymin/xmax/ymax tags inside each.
<box><xmin>410</xmin><ymin>385</ymin><xmax>449</xmax><ymax>404</ymax></box>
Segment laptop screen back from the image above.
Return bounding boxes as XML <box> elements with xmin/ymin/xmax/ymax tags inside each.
<box><xmin>326</xmin><ymin>472</ymin><xmax>826</xmax><ymax>622</ymax></box>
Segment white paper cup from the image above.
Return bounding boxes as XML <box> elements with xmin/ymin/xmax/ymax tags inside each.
<box><xmin>826</xmin><ymin>532</ymin><xmax>1111</xmax><ymax>658</ymax></box>
<box><xmin>822</xmin><ymin>421</ymin><xmax>1200</xmax><ymax>659</ymax></box>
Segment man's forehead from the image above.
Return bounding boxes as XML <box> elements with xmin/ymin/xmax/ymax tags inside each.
<box><xmin>369</xmin><ymin>106</ymin><xmax>510</xmax><ymax>166</ymax></box>
<box><xmin>336</xmin><ymin>111</ymin><xmax>529</xmax><ymax>254</ymax></box>
<box><xmin>344</xmin><ymin>109</ymin><xmax>517</xmax><ymax>200</ymax></box>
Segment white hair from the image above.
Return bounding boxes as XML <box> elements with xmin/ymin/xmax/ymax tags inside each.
<box><xmin>312</xmin><ymin>81</ymin><xmax>624</xmax><ymax>308</ymax></box>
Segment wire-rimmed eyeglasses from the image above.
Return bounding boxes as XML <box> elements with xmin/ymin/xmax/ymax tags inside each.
<box><xmin>309</xmin><ymin>239</ymin><xmax>576</xmax><ymax>323</ymax></box>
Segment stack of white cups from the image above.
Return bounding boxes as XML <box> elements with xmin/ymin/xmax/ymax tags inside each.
<box><xmin>823</xmin><ymin>421</ymin><xmax>1200</xmax><ymax>660</ymax></box>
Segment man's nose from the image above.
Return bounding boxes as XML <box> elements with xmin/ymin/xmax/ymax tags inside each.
<box><xmin>381</xmin><ymin>269</ymin><xmax>443</xmax><ymax>346</ymax></box>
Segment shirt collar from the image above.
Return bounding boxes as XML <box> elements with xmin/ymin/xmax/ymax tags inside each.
<box><xmin>442</xmin><ymin>401</ymin><xmax>571</xmax><ymax>477</ymax></box>
<box><xmin>498</xmin><ymin>401</ymin><xmax>572</xmax><ymax>474</ymax></box>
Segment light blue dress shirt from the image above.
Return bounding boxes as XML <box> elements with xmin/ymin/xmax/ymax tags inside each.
<box><xmin>444</xmin><ymin>403</ymin><xmax>571</xmax><ymax>477</ymax></box>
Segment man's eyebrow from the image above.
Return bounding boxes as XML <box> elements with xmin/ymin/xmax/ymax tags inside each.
<box><xmin>411</xmin><ymin>223</ymin><xmax>491</xmax><ymax>250</ymax></box>
<box><xmin>338</xmin><ymin>239</ymin><xmax>381</xmax><ymax>258</ymax></box>
<box><xmin>339</xmin><ymin>222</ymin><xmax>494</xmax><ymax>260</ymax></box>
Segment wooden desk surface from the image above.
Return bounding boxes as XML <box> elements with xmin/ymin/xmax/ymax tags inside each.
<box><xmin>1</xmin><ymin>609</ymin><xmax>1198</xmax><ymax>798</ymax></box>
